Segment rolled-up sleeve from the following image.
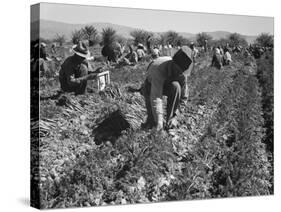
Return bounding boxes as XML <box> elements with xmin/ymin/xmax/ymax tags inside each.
<box><xmin>71</xmin><ymin>64</ymin><xmax>89</xmax><ymax>83</ymax></box>
<box><xmin>150</xmin><ymin>72</ymin><xmax>165</xmax><ymax>127</ymax></box>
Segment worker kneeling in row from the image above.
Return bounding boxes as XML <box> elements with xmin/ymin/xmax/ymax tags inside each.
<box><xmin>59</xmin><ymin>41</ymin><xmax>97</xmax><ymax>95</ymax></box>
<box><xmin>141</xmin><ymin>46</ymin><xmax>193</xmax><ymax>130</ymax></box>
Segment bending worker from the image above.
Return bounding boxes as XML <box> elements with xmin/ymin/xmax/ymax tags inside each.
<box><xmin>141</xmin><ymin>46</ymin><xmax>193</xmax><ymax>130</ymax></box>
<box><xmin>59</xmin><ymin>41</ymin><xmax>96</xmax><ymax>95</ymax></box>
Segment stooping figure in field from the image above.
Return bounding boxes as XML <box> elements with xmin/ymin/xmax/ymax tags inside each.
<box><xmin>59</xmin><ymin>41</ymin><xmax>96</xmax><ymax>95</ymax></box>
<box><xmin>136</xmin><ymin>43</ymin><xmax>146</xmax><ymax>61</ymax></box>
<box><xmin>146</xmin><ymin>35</ymin><xmax>152</xmax><ymax>54</ymax></box>
<box><xmin>39</xmin><ymin>42</ymin><xmax>48</xmax><ymax>60</ymax></box>
<box><xmin>124</xmin><ymin>45</ymin><xmax>138</xmax><ymax>65</ymax></box>
<box><xmin>223</xmin><ymin>48</ymin><xmax>232</xmax><ymax>65</ymax></box>
<box><xmin>203</xmin><ymin>39</ymin><xmax>208</xmax><ymax>52</ymax></box>
<box><xmin>189</xmin><ymin>42</ymin><xmax>199</xmax><ymax>62</ymax></box>
<box><xmin>118</xmin><ymin>45</ymin><xmax>138</xmax><ymax>66</ymax></box>
<box><xmin>232</xmin><ymin>45</ymin><xmax>242</xmax><ymax>54</ymax></box>
<box><xmin>101</xmin><ymin>41</ymin><xmax>123</xmax><ymax>64</ymax></box>
<box><xmin>211</xmin><ymin>47</ymin><xmax>223</xmax><ymax>69</ymax></box>
<box><xmin>219</xmin><ymin>46</ymin><xmax>224</xmax><ymax>55</ymax></box>
<box><xmin>51</xmin><ymin>43</ymin><xmax>57</xmax><ymax>54</ymax></box>
<box><xmin>251</xmin><ymin>45</ymin><xmax>264</xmax><ymax>59</ymax></box>
<box><xmin>151</xmin><ymin>46</ymin><xmax>160</xmax><ymax>59</ymax></box>
<box><xmin>31</xmin><ymin>42</ymin><xmax>49</xmax><ymax>76</ymax></box>
<box><xmin>141</xmin><ymin>46</ymin><xmax>193</xmax><ymax>130</ymax></box>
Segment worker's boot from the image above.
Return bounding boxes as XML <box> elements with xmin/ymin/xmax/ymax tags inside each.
<box><xmin>166</xmin><ymin>117</ymin><xmax>179</xmax><ymax>130</ymax></box>
<box><xmin>141</xmin><ymin>119</ymin><xmax>156</xmax><ymax>130</ymax></box>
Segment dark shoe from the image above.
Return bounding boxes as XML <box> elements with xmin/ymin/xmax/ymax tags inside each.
<box><xmin>166</xmin><ymin>117</ymin><xmax>179</xmax><ymax>130</ymax></box>
<box><xmin>180</xmin><ymin>97</ymin><xmax>188</xmax><ymax>106</ymax></box>
<box><xmin>141</xmin><ymin>122</ymin><xmax>151</xmax><ymax>130</ymax></box>
<box><xmin>141</xmin><ymin>120</ymin><xmax>156</xmax><ymax>130</ymax></box>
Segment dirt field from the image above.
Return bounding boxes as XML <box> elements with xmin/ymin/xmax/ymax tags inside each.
<box><xmin>31</xmin><ymin>47</ymin><xmax>273</xmax><ymax>208</ymax></box>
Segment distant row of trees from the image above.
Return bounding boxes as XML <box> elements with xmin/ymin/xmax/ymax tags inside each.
<box><xmin>197</xmin><ymin>32</ymin><xmax>274</xmax><ymax>48</ymax></box>
<box><xmin>129</xmin><ymin>29</ymin><xmax>191</xmax><ymax>47</ymax></box>
<box><xmin>210</xmin><ymin>33</ymin><xmax>248</xmax><ymax>47</ymax></box>
<box><xmin>255</xmin><ymin>33</ymin><xmax>274</xmax><ymax>48</ymax></box>
<box><xmin>48</xmin><ymin>25</ymin><xmax>273</xmax><ymax>49</ymax></box>
<box><xmin>70</xmin><ymin>25</ymin><xmax>127</xmax><ymax>47</ymax></box>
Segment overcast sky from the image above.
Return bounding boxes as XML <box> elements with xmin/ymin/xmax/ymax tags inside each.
<box><xmin>39</xmin><ymin>2</ymin><xmax>274</xmax><ymax>36</ymax></box>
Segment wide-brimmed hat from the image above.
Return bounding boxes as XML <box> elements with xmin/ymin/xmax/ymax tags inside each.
<box><xmin>172</xmin><ymin>45</ymin><xmax>193</xmax><ymax>71</ymax></box>
<box><xmin>137</xmin><ymin>43</ymin><xmax>144</xmax><ymax>49</ymax></box>
<box><xmin>72</xmin><ymin>41</ymin><xmax>91</xmax><ymax>59</ymax></box>
<box><xmin>215</xmin><ymin>48</ymin><xmax>221</xmax><ymax>54</ymax></box>
<box><xmin>181</xmin><ymin>45</ymin><xmax>192</xmax><ymax>59</ymax></box>
<box><xmin>151</xmin><ymin>48</ymin><xmax>160</xmax><ymax>56</ymax></box>
<box><xmin>41</xmin><ymin>42</ymin><xmax>47</xmax><ymax>47</ymax></box>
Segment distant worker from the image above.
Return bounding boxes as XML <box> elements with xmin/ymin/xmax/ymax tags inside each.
<box><xmin>203</xmin><ymin>39</ymin><xmax>208</xmax><ymax>52</ymax></box>
<box><xmin>151</xmin><ymin>46</ymin><xmax>160</xmax><ymax>59</ymax></box>
<box><xmin>226</xmin><ymin>42</ymin><xmax>230</xmax><ymax>49</ymax></box>
<box><xmin>232</xmin><ymin>45</ymin><xmax>241</xmax><ymax>54</ymax></box>
<box><xmin>189</xmin><ymin>42</ymin><xmax>199</xmax><ymax>62</ymax></box>
<box><xmin>101</xmin><ymin>41</ymin><xmax>122</xmax><ymax>64</ymax></box>
<box><xmin>252</xmin><ymin>45</ymin><xmax>263</xmax><ymax>59</ymax></box>
<box><xmin>219</xmin><ymin>46</ymin><xmax>224</xmax><ymax>55</ymax></box>
<box><xmin>223</xmin><ymin>48</ymin><xmax>232</xmax><ymax>65</ymax></box>
<box><xmin>122</xmin><ymin>45</ymin><xmax>138</xmax><ymax>65</ymax></box>
<box><xmin>141</xmin><ymin>46</ymin><xmax>194</xmax><ymax>130</ymax></box>
<box><xmin>40</xmin><ymin>42</ymin><xmax>48</xmax><ymax>60</ymax></box>
<box><xmin>59</xmin><ymin>41</ymin><xmax>97</xmax><ymax>95</ymax></box>
<box><xmin>31</xmin><ymin>42</ymin><xmax>49</xmax><ymax>76</ymax></box>
<box><xmin>167</xmin><ymin>43</ymin><xmax>173</xmax><ymax>56</ymax></box>
<box><xmin>211</xmin><ymin>47</ymin><xmax>223</xmax><ymax>69</ymax></box>
<box><xmin>244</xmin><ymin>49</ymin><xmax>250</xmax><ymax>58</ymax></box>
<box><xmin>136</xmin><ymin>43</ymin><xmax>146</xmax><ymax>61</ymax></box>
<box><xmin>146</xmin><ymin>35</ymin><xmax>152</xmax><ymax>54</ymax></box>
<box><xmin>51</xmin><ymin>43</ymin><xmax>57</xmax><ymax>54</ymax></box>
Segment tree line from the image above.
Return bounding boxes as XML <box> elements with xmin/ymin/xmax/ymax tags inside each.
<box><xmin>45</xmin><ymin>25</ymin><xmax>273</xmax><ymax>49</ymax></box>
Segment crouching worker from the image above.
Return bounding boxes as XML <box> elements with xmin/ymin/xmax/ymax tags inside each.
<box><xmin>223</xmin><ymin>48</ymin><xmax>232</xmax><ymax>65</ymax></box>
<box><xmin>211</xmin><ymin>47</ymin><xmax>223</xmax><ymax>69</ymax></box>
<box><xmin>141</xmin><ymin>46</ymin><xmax>193</xmax><ymax>131</ymax></box>
<box><xmin>59</xmin><ymin>41</ymin><xmax>97</xmax><ymax>95</ymax></box>
<box><xmin>123</xmin><ymin>45</ymin><xmax>138</xmax><ymax>65</ymax></box>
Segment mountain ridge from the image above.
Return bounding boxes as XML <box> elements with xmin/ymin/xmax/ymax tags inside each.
<box><xmin>34</xmin><ymin>19</ymin><xmax>257</xmax><ymax>43</ymax></box>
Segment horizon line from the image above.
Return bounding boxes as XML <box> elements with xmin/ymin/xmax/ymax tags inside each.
<box><xmin>38</xmin><ymin>19</ymin><xmax>269</xmax><ymax>37</ymax></box>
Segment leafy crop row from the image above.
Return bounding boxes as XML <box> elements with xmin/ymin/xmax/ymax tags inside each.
<box><xmin>34</xmin><ymin>54</ymin><xmax>273</xmax><ymax>208</ymax></box>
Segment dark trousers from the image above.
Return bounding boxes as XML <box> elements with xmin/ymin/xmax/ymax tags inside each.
<box><xmin>59</xmin><ymin>71</ymin><xmax>88</xmax><ymax>95</ymax></box>
<box><xmin>142</xmin><ymin>77</ymin><xmax>183</xmax><ymax>127</ymax></box>
<box><xmin>211</xmin><ymin>54</ymin><xmax>222</xmax><ymax>69</ymax></box>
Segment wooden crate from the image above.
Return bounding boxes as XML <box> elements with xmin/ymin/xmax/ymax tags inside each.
<box><xmin>97</xmin><ymin>71</ymin><xmax>110</xmax><ymax>91</ymax></box>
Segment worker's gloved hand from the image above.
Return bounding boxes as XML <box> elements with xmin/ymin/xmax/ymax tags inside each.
<box><xmin>86</xmin><ymin>73</ymin><xmax>97</xmax><ymax>80</ymax></box>
<box><xmin>166</xmin><ymin>117</ymin><xmax>178</xmax><ymax>130</ymax></box>
<box><xmin>180</xmin><ymin>96</ymin><xmax>188</xmax><ymax>105</ymax></box>
<box><xmin>72</xmin><ymin>78</ymin><xmax>81</xmax><ymax>83</ymax></box>
<box><xmin>94</xmin><ymin>67</ymin><xmax>104</xmax><ymax>73</ymax></box>
<box><xmin>155</xmin><ymin>98</ymin><xmax>164</xmax><ymax>131</ymax></box>
<box><xmin>156</xmin><ymin>121</ymin><xmax>164</xmax><ymax>131</ymax></box>
<box><xmin>141</xmin><ymin>119</ymin><xmax>156</xmax><ymax>130</ymax></box>
<box><xmin>141</xmin><ymin>122</ymin><xmax>152</xmax><ymax>130</ymax></box>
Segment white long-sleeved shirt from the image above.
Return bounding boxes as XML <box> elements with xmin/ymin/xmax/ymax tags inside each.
<box><xmin>146</xmin><ymin>56</ymin><xmax>193</xmax><ymax>127</ymax></box>
<box><xmin>224</xmin><ymin>51</ymin><xmax>232</xmax><ymax>61</ymax></box>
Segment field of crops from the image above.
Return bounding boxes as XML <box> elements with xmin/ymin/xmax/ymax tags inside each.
<box><xmin>31</xmin><ymin>48</ymin><xmax>273</xmax><ymax>209</ymax></box>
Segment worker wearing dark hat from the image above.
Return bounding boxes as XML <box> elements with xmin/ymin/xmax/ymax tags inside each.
<box><xmin>141</xmin><ymin>46</ymin><xmax>193</xmax><ymax>130</ymax></box>
<box><xmin>211</xmin><ymin>47</ymin><xmax>223</xmax><ymax>69</ymax></box>
<box><xmin>59</xmin><ymin>41</ymin><xmax>96</xmax><ymax>95</ymax></box>
<box><xmin>189</xmin><ymin>42</ymin><xmax>199</xmax><ymax>62</ymax></box>
<box><xmin>136</xmin><ymin>43</ymin><xmax>146</xmax><ymax>61</ymax></box>
<box><xmin>31</xmin><ymin>42</ymin><xmax>49</xmax><ymax>76</ymax></box>
<box><xmin>101</xmin><ymin>41</ymin><xmax>123</xmax><ymax>63</ymax></box>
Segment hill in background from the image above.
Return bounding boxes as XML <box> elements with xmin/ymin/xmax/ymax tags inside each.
<box><xmin>34</xmin><ymin>19</ymin><xmax>257</xmax><ymax>43</ymax></box>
